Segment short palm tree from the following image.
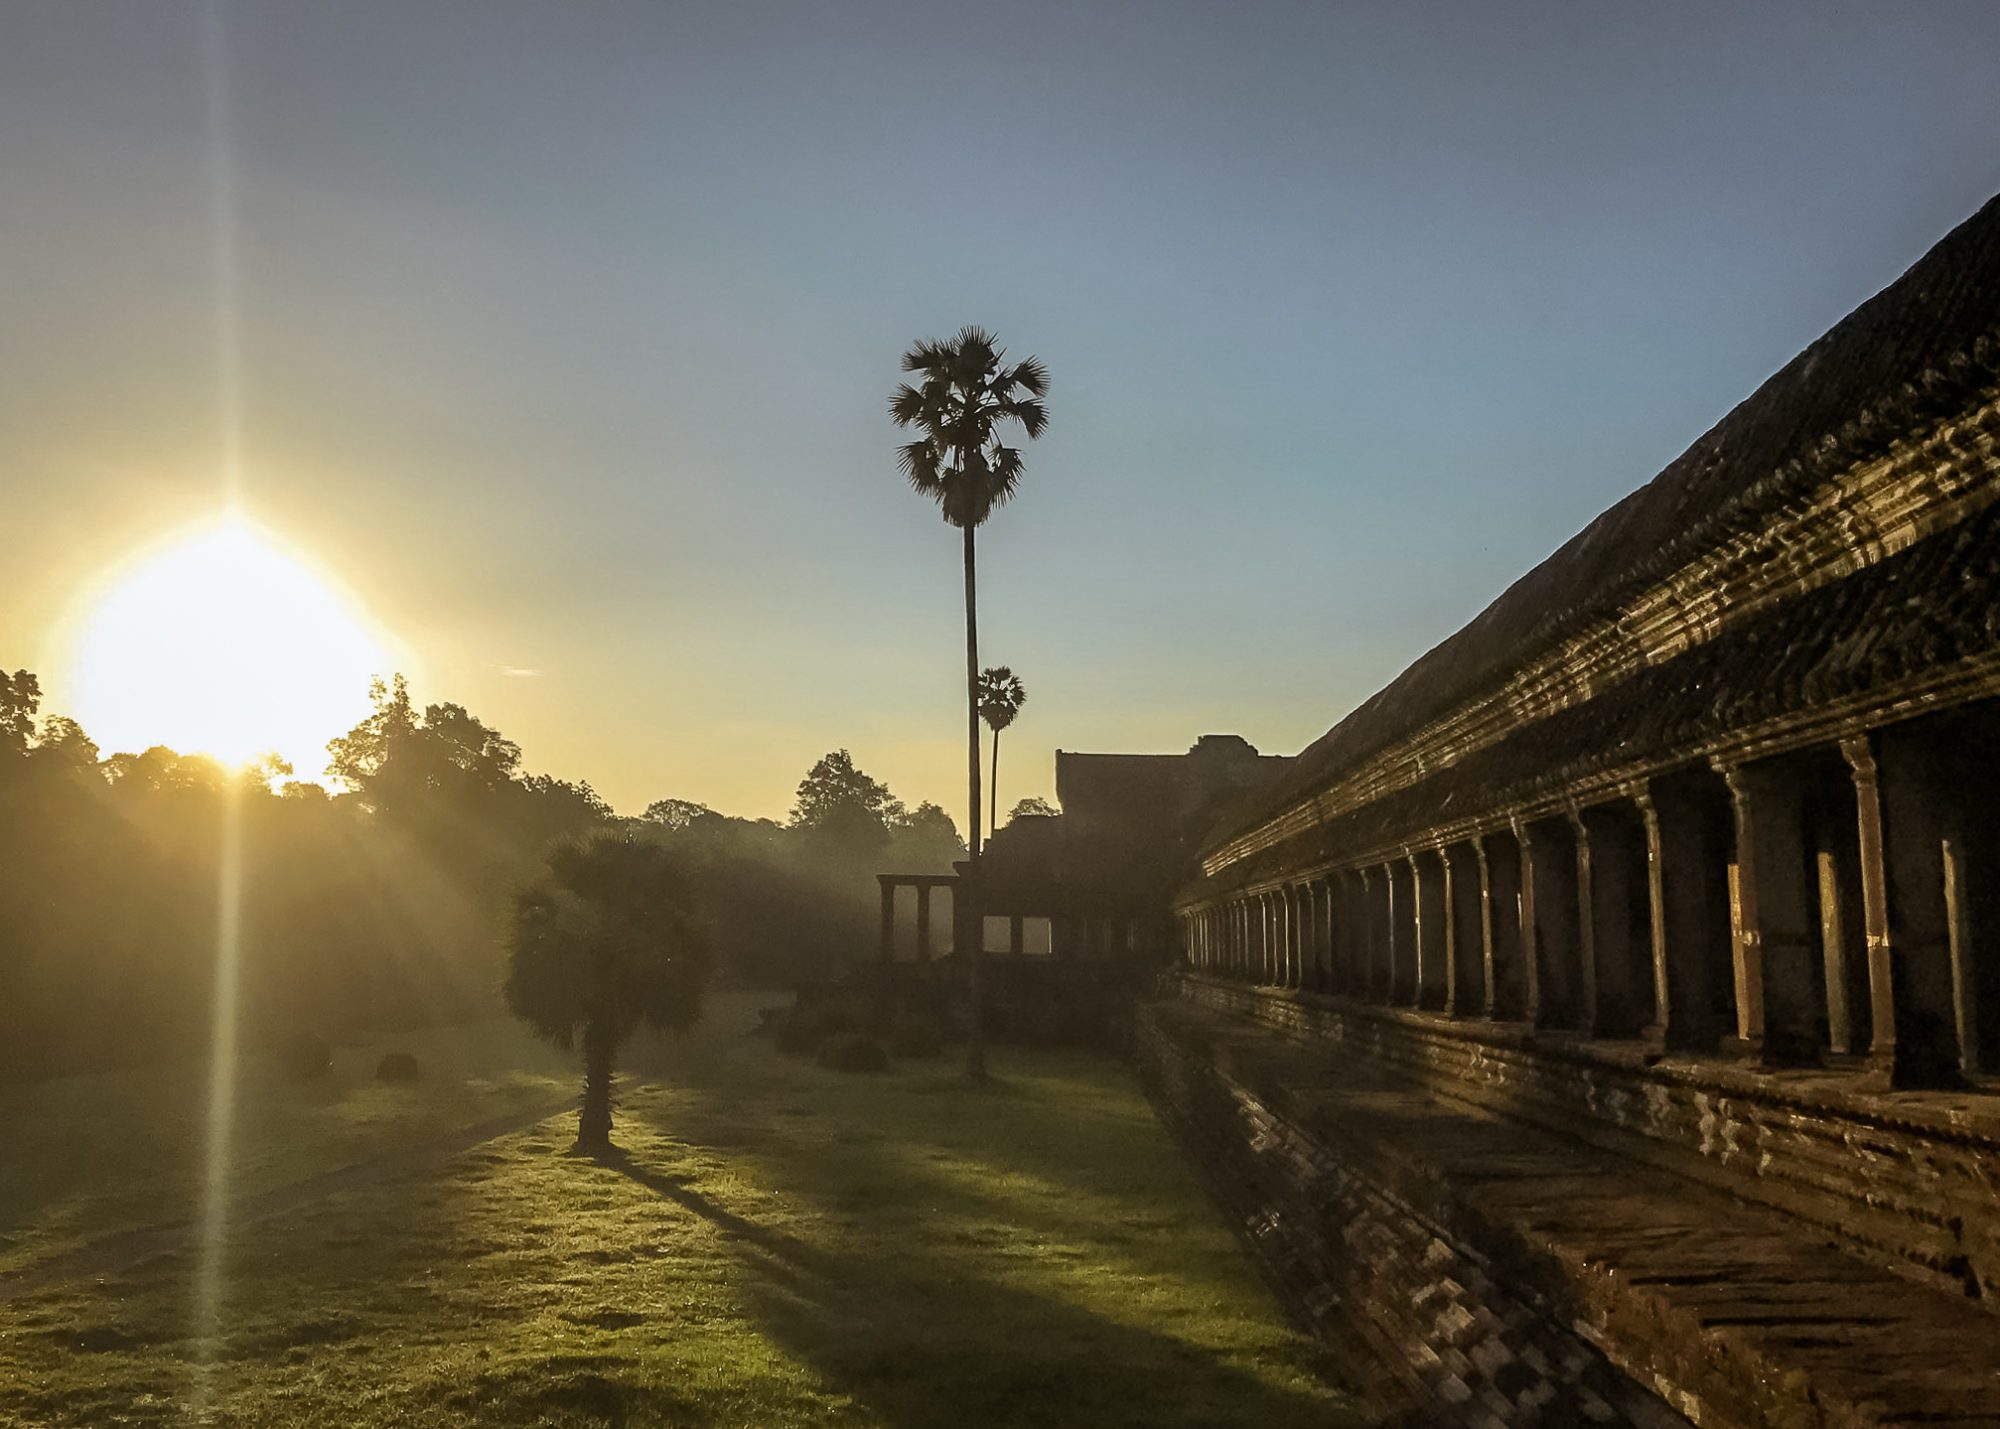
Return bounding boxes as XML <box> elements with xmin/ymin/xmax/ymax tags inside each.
<box><xmin>978</xmin><ymin>666</ymin><xmax>1027</xmax><ymax>840</ymax></box>
<box><xmin>890</xmin><ymin>326</ymin><xmax>1048</xmax><ymax>1078</ymax></box>
<box><xmin>505</xmin><ymin>835</ymin><xmax>711</xmax><ymax>1151</ymax></box>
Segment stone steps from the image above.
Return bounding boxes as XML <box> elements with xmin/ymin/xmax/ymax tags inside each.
<box><xmin>1138</xmin><ymin>997</ymin><xmax>2000</xmax><ymax>1427</ymax></box>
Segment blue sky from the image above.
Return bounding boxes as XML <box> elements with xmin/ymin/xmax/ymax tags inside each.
<box><xmin>4</xmin><ymin>1</ymin><xmax>1998</xmax><ymax>819</ymax></box>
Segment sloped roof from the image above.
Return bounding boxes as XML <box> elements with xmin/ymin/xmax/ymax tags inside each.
<box><xmin>1213</xmin><ymin>192</ymin><xmax>2000</xmax><ymax>848</ymax></box>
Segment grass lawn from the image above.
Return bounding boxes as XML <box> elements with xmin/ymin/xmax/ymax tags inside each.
<box><xmin>0</xmin><ymin>1019</ymin><xmax>578</xmax><ymax>1276</ymax></box>
<box><xmin>0</xmin><ymin>1002</ymin><xmax>1360</xmax><ymax>1427</ymax></box>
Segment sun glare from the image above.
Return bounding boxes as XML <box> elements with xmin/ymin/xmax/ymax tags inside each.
<box><xmin>66</xmin><ymin>515</ymin><xmax>393</xmax><ymax>777</ymax></box>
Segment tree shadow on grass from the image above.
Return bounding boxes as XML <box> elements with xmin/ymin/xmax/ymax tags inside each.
<box><xmin>598</xmin><ymin>1121</ymin><xmax>1364</xmax><ymax>1429</ymax></box>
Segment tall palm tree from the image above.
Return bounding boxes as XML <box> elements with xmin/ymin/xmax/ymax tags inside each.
<box><xmin>505</xmin><ymin>835</ymin><xmax>712</xmax><ymax>1151</ymax></box>
<box><xmin>978</xmin><ymin>666</ymin><xmax>1027</xmax><ymax>841</ymax></box>
<box><xmin>890</xmin><ymin>326</ymin><xmax>1048</xmax><ymax>1079</ymax></box>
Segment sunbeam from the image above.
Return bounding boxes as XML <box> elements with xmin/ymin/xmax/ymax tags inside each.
<box><xmin>190</xmin><ymin>0</ymin><xmax>246</xmax><ymax>1413</ymax></box>
<box><xmin>189</xmin><ymin>781</ymin><xmax>244</xmax><ymax>1410</ymax></box>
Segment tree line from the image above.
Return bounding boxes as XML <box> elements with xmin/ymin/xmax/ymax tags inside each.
<box><xmin>0</xmin><ymin>668</ymin><xmax>963</xmax><ymax>1083</ymax></box>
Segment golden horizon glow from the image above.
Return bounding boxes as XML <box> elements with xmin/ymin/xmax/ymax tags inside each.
<box><xmin>64</xmin><ymin>513</ymin><xmax>395</xmax><ymax>778</ymax></box>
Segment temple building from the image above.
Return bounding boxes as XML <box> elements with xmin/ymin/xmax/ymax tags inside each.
<box><xmin>1146</xmin><ymin>194</ymin><xmax>2000</xmax><ymax>1423</ymax></box>
<box><xmin>877</xmin><ymin>735</ymin><xmax>1291</xmax><ymax>963</ymax></box>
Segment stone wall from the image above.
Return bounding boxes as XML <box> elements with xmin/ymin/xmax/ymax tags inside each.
<box><xmin>1179</xmin><ymin>974</ymin><xmax>2000</xmax><ymax>1302</ymax></box>
<box><xmin>1133</xmin><ymin>1002</ymin><xmax>1693</xmax><ymax>1427</ymax></box>
<box><xmin>1137</xmin><ymin>987</ymin><xmax>2000</xmax><ymax>1426</ymax></box>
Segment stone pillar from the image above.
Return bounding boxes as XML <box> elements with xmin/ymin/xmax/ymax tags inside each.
<box><xmin>1444</xmin><ymin>842</ymin><xmax>1483</xmax><ymax>1017</ymax></box>
<box><xmin>1519</xmin><ymin>818</ymin><xmax>1585</xmax><ymax>1029</ymax></box>
<box><xmin>1482</xmin><ymin>831</ymin><xmax>1526</xmax><ymax>1020</ymax></box>
<box><xmin>1720</xmin><ymin>760</ymin><xmax>1823</xmax><ymax>1065</ymax></box>
<box><xmin>1009</xmin><ymin>914</ymin><xmax>1024</xmax><ymax>958</ymax></box>
<box><xmin>1634</xmin><ymin>780</ymin><xmax>1730</xmax><ymax>1053</ymax></box>
<box><xmin>1448</xmin><ymin>844</ymin><xmax>1464</xmax><ymax>1012</ymax></box>
<box><xmin>1296</xmin><ymin>880</ymin><xmax>1312</xmax><ymax>992</ymax></box>
<box><xmin>1414</xmin><ymin>848</ymin><xmax>1447</xmax><ymax>1010</ymax></box>
<box><xmin>1943</xmin><ymin>833</ymin><xmax>1981</xmax><ymax>1076</ymax></box>
<box><xmin>879</xmin><ymin>878</ymin><xmax>896</xmax><ymax>962</ymax></box>
<box><xmin>1474</xmin><ymin>840</ymin><xmax>1498</xmax><ymax>1018</ymax></box>
<box><xmin>1280</xmin><ymin>887</ymin><xmax>1298</xmax><ymax>989</ymax></box>
<box><xmin>1857</xmin><ymin>730</ymin><xmax>1970</xmax><ymax>1085</ymax></box>
<box><xmin>1511</xmin><ymin>820</ymin><xmax>1544</xmax><ymax>1024</ymax></box>
<box><xmin>1815</xmin><ymin>848</ymin><xmax>1858</xmax><ymax>1053</ymax></box>
<box><xmin>915</xmin><ymin>884</ymin><xmax>932</xmax><ymax>961</ymax></box>
<box><xmin>1252</xmin><ymin>895</ymin><xmax>1267</xmax><ymax>984</ymax></box>
<box><xmin>1576</xmin><ymin>804</ymin><xmax>1648</xmax><ymax>1037</ymax></box>
<box><xmin>1338</xmin><ymin>875</ymin><xmax>1356</xmax><ymax>993</ymax></box>
<box><xmin>1356</xmin><ymin>866</ymin><xmax>1380</xmax><ymax>998</ymax></box>
<box><xmin>1375</xmin><ymin>863</ymin><xmax>1397</xmax><ymax>1002</ymax></box>
<box><xmin>1565</xmin><ymin>809</ymin><xmax>1601</xmax><ymax>1034</ymax></box>
<box><xmin>1319</xmin><ymin>878</ymin><xmax>1337</xmax><ymax>992</ymax></box>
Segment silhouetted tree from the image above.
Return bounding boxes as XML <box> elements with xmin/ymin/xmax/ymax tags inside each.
<box><xmin>978</xmin><ymin>667</ymin><xmax>1027</xmax><ymax>839</ymax></box>
<box><xmin>891</xmin><ymin>327</ymin><xmax>1048</xmax><ymax>1078</ymax></box>
<box><xmin>504</xmin><ymin>835</ymin><xmax>712</xmax><ymax>1151</ymax></box>
<box><xmin>0</xmin><ymin>669</ymin><xmax>40</xmax><ymax>762</ymax></box>
<box><xmin>790</xmin><ymin>749</ymin><xmax>900</xmax><ymax>836</ymax></box>
<box><xmin>0</xmin><ymin>669</ymin><xmax>618</xmax><ymax>1083</ymax></box>
<box><xmin>643</xmin><ymin>798</ymin><xmax>715</xmax><ymax>832</ymax></box>
<box><xmin>1008</xmin><ymin>796</ymin><xmax>1059</xmax><ymax>822</ymax></box>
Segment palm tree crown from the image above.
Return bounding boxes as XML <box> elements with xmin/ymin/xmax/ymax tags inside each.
<box><xmin>890</xmin><ymin>326</ymin><xmax>1049</xmax><ymax>529</ymax></box>
<box><xmin>978</xmin><ymin>666</ymin><xmax>1026</xmax><ymax>736</ymax></box>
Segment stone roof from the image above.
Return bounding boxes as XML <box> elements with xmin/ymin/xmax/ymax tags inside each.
<box><xmin>1210</xmin><ymin>191</ymin><xmax>2000</xmax><ymax>854</ymax></box>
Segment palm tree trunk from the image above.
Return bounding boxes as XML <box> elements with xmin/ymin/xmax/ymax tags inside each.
<box><xmin>963</xmin><ymin>521</ymin><xmax>987</xmax><ymax>1080</ymax></box>
<box><xmin>990</xmin><ymin>726</ymin><xmax>1001</xmax><ymax>840</ymax></box>
<box><xmin>578</xmin><ymin>1021</ymin><xmax>615</xmax><ymax>1150</ymax></box>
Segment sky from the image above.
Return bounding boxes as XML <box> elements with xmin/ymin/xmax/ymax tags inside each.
<box><xmin>3</xmin><ymin>2</ymin><xmax>1998</xmax><ymax>823</ymax></box>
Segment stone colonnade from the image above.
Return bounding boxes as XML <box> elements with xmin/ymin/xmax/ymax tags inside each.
<box><xmin>876</xmin><ymin>873</ymin><xmax>1147</xmax><ymax>960</ymax></box>
<box><xmin>1177</xmin><ymin>714</ymin><xmax>1999</xmax><ymax>1088</ymax></box>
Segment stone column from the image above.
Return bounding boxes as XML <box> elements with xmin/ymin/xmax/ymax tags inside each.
<box><xmin>1251</xmin><ymin>895</ymin><xmax>1266</xmax><ymax>984</ymax></box>
<box><xmin>1520</xmin><ymin>812</ymin><xmax>1584</xmax><ymax>1024</ymax></box>
<box><xmin>1009</xmin><ymin>914</ymin><xmax>1025</xmax><ymax>958</ymax></box>
<box><xmin>1576</xmin><ymin>804</ymin><xmax>1647</xmax><ymax>1036</ymax></box>
<box><xmin>1634</xmin><ymin>781</ymin><xmax>1729</xmax><ymax>1053</ymax></box>
<box><xmin>1565</xmin><ymin>809</ymin><xmax>1601</xmax><ymax>1034</ymax></box>
<box><xmin>1331</xmin><ymin>872</ymin><xmax>1353</xmax><ymax>994</ymax></box>
<box><xmin>1483</xmin><ymin>831</ymin><xmax>1526</xmax><ymax>1020</ymax></box>
<box><xmin>1319</xmin><ymin>878</ymin><xmax>1337</xmax><ymax>992</ymax></box>
<box><xmin>1857</xmin><ymin>730</ymin><xmax>1969</xmax><ymax>1085</ymax></box>
<box><xmin>1280</xmin><ymin>887</ymin><xmax>1298</xmax><ymax>989</ymax></box>
<box><xmin>1296</xmin><ymin>880</ymin><xmax>1312</xmax><ymax>992</ymax></box>
<box><xmin>1377</xmin><ymin>863</ymin><xmax>1400</xmax><ymax>1003</ymax></box>
<box><xmin>1413</xmin><ymin>848</ymin><xmax>1447</xmax><ymax>1010</ymax></box>
<box><xmin>1444</xmin><ymin>843</ymin><xmax>1482</xmax><ymax>1016</ymax></box>
<box><xmin>1511</xmin><ymin>820</ymin><xmax>1544</xmax><ymax>1024</ymax></box>
<box><xmin>1474</xmin><ymin>839</ymin><xmax>1498</xmax><ymax>1018</ymax></box>
<box><xmin>915</xmin><ymin>884</ymin><xmax>932</xmax><ymax>962</ymax></box>
<box><xmin>1943</xmin><ymin>833</ymin><xmax>1981</xmax><ymax>1076</ymax></box>
<box><xmin>1448</xmin><ymin>844</ymin><xmax>1464</xmax><ymax>1012</ymax></box>
<box><xmin>1720</xmin><ymin>760</ymin><xmax>1822</xmax><ymax>1065</ymax></box>
<box><xmin>1357</xmin><ymin>866</ymin><xmax>1381</xmax><ymax>998</ymax></box>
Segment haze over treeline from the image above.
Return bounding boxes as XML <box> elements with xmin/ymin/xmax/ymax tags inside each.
<box><xmin>0</xmin><ymin>670</ymin><xmax>964</xmax><ymax>1082</ymax></box>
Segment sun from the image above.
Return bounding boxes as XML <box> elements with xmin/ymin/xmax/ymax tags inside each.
<box><xmin>65</xmin><ymin>514</ymin><xmax>395</xmax><ymax>778</ymax></box>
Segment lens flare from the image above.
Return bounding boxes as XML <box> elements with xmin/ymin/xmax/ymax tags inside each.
<box><xmin>65</xmin><ymin>514</ymin><xmax>393</xmax><ymax>777</ymax></box>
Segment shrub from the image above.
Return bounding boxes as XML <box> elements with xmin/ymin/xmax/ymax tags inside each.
<box><xmin>773</xmin><ymin>1007</ymin><xmax>831</xmax><ymax>1056</ymax></box>
<box><xmin>375</xmin><ymin>1051</ymin><xmax>421</xmax><ymax>1082</ymax></box>
<box><xmin>278</xmin><ymin>1032</ymin><xmax>332</xmax><ymax>1081</ymax></box>
<box><xmin>815</xmin><ymin>1033</ymin><xmax>888</xmax><ymax>1073</ymax></box>
<box><xmin>886</xmin><ymin>1015</ymin><xmax>944</xmax><ymax>1059</ymax></box>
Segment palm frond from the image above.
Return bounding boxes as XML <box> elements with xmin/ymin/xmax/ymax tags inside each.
<box><xmin>986</xmin><ymin>446</ymin><xmax>1024</xmax><ymax>507</ymax></box>
<box><xmin>887</xmin><ymin>383</ymin><xmax>930</xmax><ymax>427</ymax></box>
<box><xmin>898</xmin><ymin>440</ymin><xmax>945</xmax><ymax>499</ymax></box>
<box><xmin>1004</xmin><ymin>356</ymin><xmax>1049</xmax><ymax>397</ymax></box>
<box><xmin>994</xmin><ymin>395</ymin><xmax>1048</xmax><ymax>440</ymax></box>
<box><xmin>900</xmin><ymin>337</ymin><xmax>953</xmax><ymax>374</ymax></box>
